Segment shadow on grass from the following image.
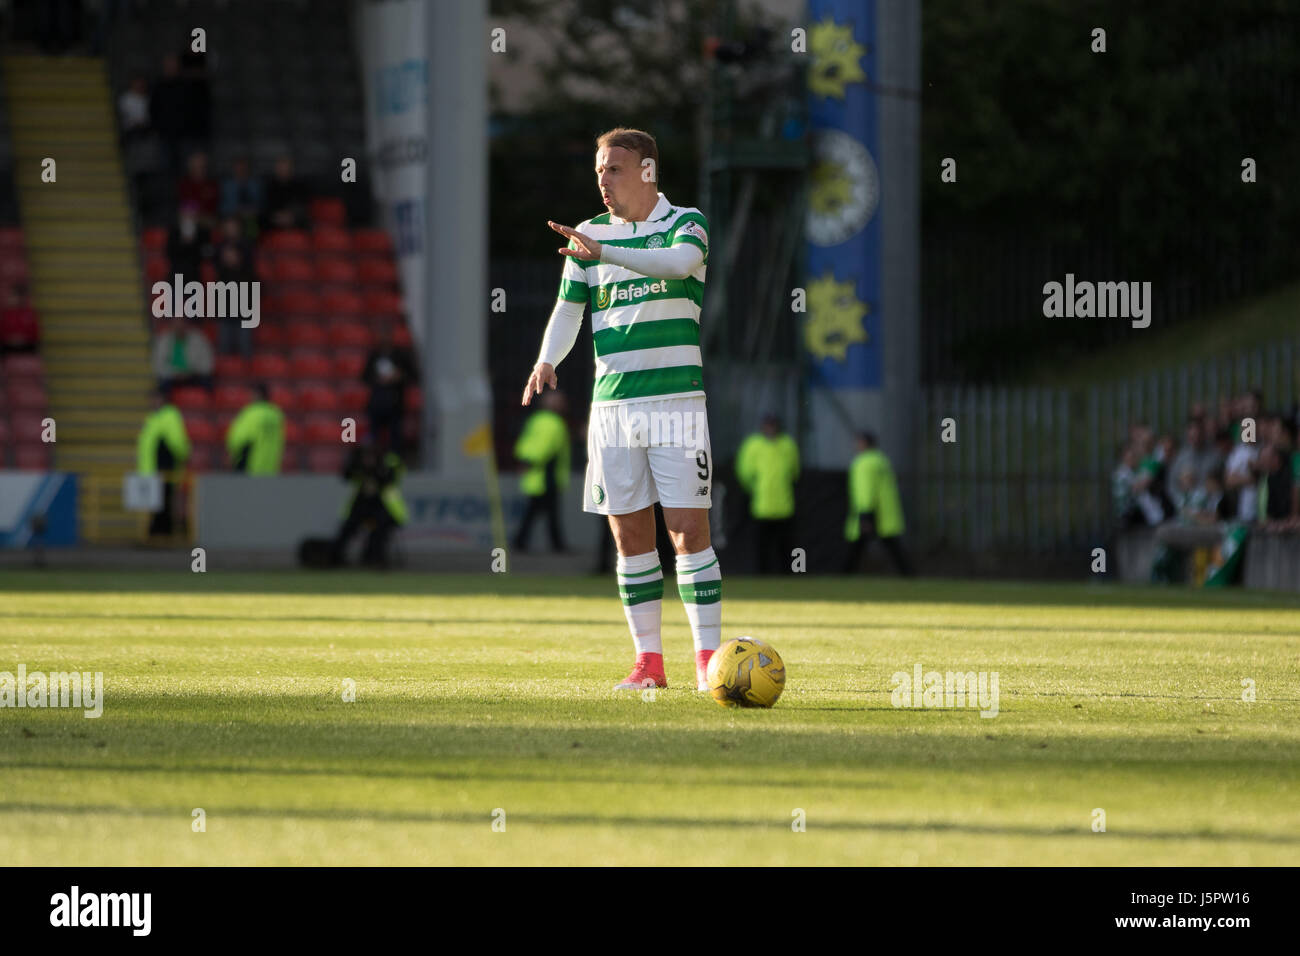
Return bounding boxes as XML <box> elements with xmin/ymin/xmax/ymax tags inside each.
<box><xmin>0</xmin><ymin>800</ymin><xmax>1293</xmax><ymax>845</ymax></box>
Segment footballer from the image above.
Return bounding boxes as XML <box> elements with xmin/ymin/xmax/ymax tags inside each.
<box><xmin>521</xmin><ymin>127</ymin><xmax>720</xmax><ymax>692</ymax></box>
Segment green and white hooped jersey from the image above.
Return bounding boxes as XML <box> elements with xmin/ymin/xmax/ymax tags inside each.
<box><xmin>557</xmin><ymin>193</ymin><xmax>709</xmax><ymax>406</ymax></box>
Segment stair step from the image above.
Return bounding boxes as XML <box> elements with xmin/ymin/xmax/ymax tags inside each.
<box><xmin>42</xmin><ymin>326</ymin><xmax>149</xmax><ymax>344</ymax></box>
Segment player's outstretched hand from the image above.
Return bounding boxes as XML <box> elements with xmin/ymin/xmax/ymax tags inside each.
<box><xmin>549</xmin><ymin>221</ymin><xmax>602</xmax><ymax>260</ymax></box>
<box><xmin>521</xmin><ymin>361</ymin><xmax>557</xmax><ymax>406</ymax></box>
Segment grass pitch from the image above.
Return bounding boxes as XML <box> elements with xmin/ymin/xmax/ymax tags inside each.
<box><xmin>1</xmin><ymin>569</ymin><xmax>1298</xmax><ymax>866</ymax></box>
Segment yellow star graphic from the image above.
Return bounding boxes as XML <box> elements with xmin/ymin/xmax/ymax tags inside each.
<box><xmin>808</xmin><ymin>16</ymin><xmax>867</xmax><ymax>100</ymax></box>
<box><xmin>805</xmin><ymin>272</ymin><xmax>869</xmax><ymax>362</ymax></box>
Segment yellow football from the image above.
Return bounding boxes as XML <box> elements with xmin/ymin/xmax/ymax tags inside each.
<box><xmin>706</xmin><ymin>636</ymin><xmax>786</xmax><ymax>708</ymax></box>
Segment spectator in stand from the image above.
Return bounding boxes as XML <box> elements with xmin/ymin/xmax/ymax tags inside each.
<box><xmin>226</xmin><ymin>384</ymin><xmax>286</xmax><ymax>475</ymax></box>
<box><xmin>177</xmin><ymin>151</ymin><xmax>219</xmax><ymax>226</ymax></box>
<box><xmin>149</xmin><ymin>54</ymin><xmax>188</xmax><ymax>172</ymax></box>
<box><xmin>1224</xmin><ymin>426</ymin><xmax>1260</xmax><ymax>523</ymax></box>
<box><xmin>263</xmin><ymin>155</ymin><xmax>309</xmax><ymax>231</ymax></box>
<box><xmin>1279</xmin><ymin>417</ymin><xmax>1300</xmax><ymax>522</ymax></box>
<box><xmin>0</xmin><ymin>284</ymin><xmax>39</xmax><ymax>353</ymax></box>
<box><xmin>152</xmin><ymin>317</ymin><xmax>214</xmax><ymax>395</ymax></box>
<box><xmin>213</xmin><ymin>217</ymin><xmax>256</xmax><ymax>358</ymax></box>
<box><xmin>1133</xmin><ymin>428</ymin><xmax>1173</xmax><ymax>522</ymax></box>
<box><xmin>361</xmin><ymin>324</ymin><xmax>417</xmax><ymax>454</ymax></box>
<box><xmin>1165</xmin><ymin>417</ymin><xmax>1218</xmax><ymax>503</ymax></box>
<box><xmin>166</xmin><ymin>200</ymin><xmax>210</xmax><ymax>280</ymax></box>
<box><xmin>118</xmin><ymin>74</ymin><xmax>151</xmax><ymax>139</ymax></box>
<box><xmin>1255</xmin><ymin>443</ymin><xmax>1296</xmax><ymax>529</ymax></box>
<box><xmin>220</xmin><ymin>156</ymin><xmax>264</xmax><ymax>239</ymax></box>
<box><xmin>180</xmin><ymin>46</ymin><xmax>212</xmax><ymax>148</ymax></box>
<box><xmin>1114</xmin><ymin>443</ymin><xmax>1162</xmax><ymax>527</ymax></box>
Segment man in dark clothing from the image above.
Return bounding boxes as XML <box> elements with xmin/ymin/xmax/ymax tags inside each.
<box><xmin>361</xmin><ymin>325</ymin><xmax>417</xmax><ymax>454</ymax></box>
<box><xmin>149</xmin><ymin>54</ymin><xmax>188</xmax><ymax>171</ymax></box>
<box><xmin>166</xmin><ymin>201</ymin><xmax>210</xmax><ymax>279</ymax></box>
<box><xmin>332</xmin><ymin>444</ymin><xmax>408</xmax><ymax>568</ymax></box>
<box><xmin>263</xmin><ymin>155</ymin><xmax>309</xmax><ymax>231</ymax></box>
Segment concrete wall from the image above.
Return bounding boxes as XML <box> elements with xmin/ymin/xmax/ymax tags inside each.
<box><xmin>194</xmin><ymin>471</ymin><xmax>596</xmax><ymax>554</ymax></box>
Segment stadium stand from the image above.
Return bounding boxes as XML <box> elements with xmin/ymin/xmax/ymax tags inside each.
<box><xmin>107</xmin><ymin>0</ymin><xmax>417</xmax><ymax>479</ymax></box>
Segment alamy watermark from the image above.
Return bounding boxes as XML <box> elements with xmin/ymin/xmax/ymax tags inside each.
<box><xmin>1</xmin><ymin>664</ymin><xmax>103</xmax><ymax>718</ymax></box>
<box><xmin>1042</xmin><ymin>273</ymin><xmax>1151</xmax><ymax>328</ymax></box>
<box><xmin>151</xmin><ymin>273</ymin><xmax>260</xmax><ymax>328</ymax></box>
<box><xmin>890</xmin><ymin>662</ymin><xmax>999</xmax><ymax>718</ymax></box>
<box><xmin>590</xmin><ymin>405</ymin><xmax>708</xmax><ymax>450</ymax></box>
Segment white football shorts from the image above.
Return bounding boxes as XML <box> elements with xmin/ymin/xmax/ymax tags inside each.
<box><xmin>584</xmin><ymin>394</ymin><xmax>713</xmax><ymax>515</ymax></box>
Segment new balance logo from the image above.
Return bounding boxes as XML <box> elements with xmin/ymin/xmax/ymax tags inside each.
<box><xmin>696</xmin><ymin>486</ymin><xmax>708</xmax><ymax>496</ymax></box>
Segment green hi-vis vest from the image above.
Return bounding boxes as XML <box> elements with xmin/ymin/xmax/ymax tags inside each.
<box><xmin>735</xmin><ymin>432</ymin><xmax>800</xmax><ymax>520</ymax></box>
<box><xmin>844</xmin><ymin>449</ymin><xmax>905</xmax><ymax>539</ymax></box>
<box><xmin>514</xmin><ymin>409</ymin><xmax>570</xmax><ymax>497</ymax></box>
<box><xmin>226</xmin><ymin>400</ymin><xmax>286</xmax><ymax>475</ymax></box>
<box><xmin>136</xmin><ymin>404</ymin><xmax>191</xmax><ymax>475</ymax></box>
<box><xmin>343</xmin><ymin>451</ymin><xmax>409</xmax><ymax>525</ymax></box>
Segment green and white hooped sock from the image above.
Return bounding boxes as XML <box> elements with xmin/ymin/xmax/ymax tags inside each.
<box><xmin>617</xmin><ymin>550</ymin><xmax>663</xmax><ymax>655</ymax></box>
<box><xmin>676</xmin><ymin>546</ymin><xmax>722</xmax><ymax>653</ymax></box>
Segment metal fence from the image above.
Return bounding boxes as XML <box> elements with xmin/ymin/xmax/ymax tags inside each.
<box><xmin>913</xmin><ymin>336</ymin><xmax>1300</xmax><ymax>554</ymax></box>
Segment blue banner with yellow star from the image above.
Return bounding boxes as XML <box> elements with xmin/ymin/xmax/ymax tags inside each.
<box><xmin>805</xmin><ymin>0</ymin><xmax>880</xmax><ymax>389</ymax></box>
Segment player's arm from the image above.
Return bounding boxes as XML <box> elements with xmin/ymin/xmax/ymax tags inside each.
<box><xmin>548</xmin><ymin>219</ymin><xmax>706</xmax><ymax>280</ymax></box>
<box><xmin>522</xmin><ymin>244</ymin><xmax>588</xmax><ymax>406</ymax></box>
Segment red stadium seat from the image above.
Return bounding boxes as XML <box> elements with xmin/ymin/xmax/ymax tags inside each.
<box><xmin>333</xmin><ymin>350</ymin><xmax>367</xmax><ymax>379</ymax></box>
<box><xmin>262</xmin><ymin>230</ymin><xmax>311</xmax><ymax>254</ymax></box>
<box><xmin>186</xmin><ymin>419</ymin><xmax>220</xmax><ymax>443</ymax></box>
<box><xmin>2</xmin><ymin>353</ymin><xmax>43</xmax><ymax>380</ymax></box>
<box><xmin>0</xmin><ymin>417</ymin><xmax>9</xmax><ymax>444</ymax></box>
<box><xmin>145</xmin><ymin>255</ymin><xmax>171</xmax><ymax>283</ymax></box>
<box><xmin>278</xmin><ymin>290</ymin><xmax>323</xmax><ymax>316</ymax></box>
<box><xmin>267</xmin><ymin>383</ymin><xmax>297</xmax><ymax>411</ymax></box>
<box><xmin>214</xmin><ymin>355</ymin><xmax>248</xmax><ymax>380</ymax></box>
<box><xmin>303</xmin><ymin>415</ymin><xmax>341</xmax><ymax>443</ymax></box>
<box><xmin>8</xmin><ymin>411</ymin><xmax>46</xmax><ymax>442</ymax></box>
<box><xmin>357</xmin><ymin>258</ymin><xmax>398</xmax><ymax>286</ymax></box>
<box><xmin>329</xmin><ymin>323</ymin><xmax>372</xmax><ymax>350</ymax></box>
<box><xmin>200</xmin><ymin>261</ymin><xmax>217</xmax><ymax>284</ymax></box>
<box><xmin>404</xmin><ymin>385</ymin><xmax>422</xmax><ymax>410</ymax></box>
<box><xmin>141</xmin><ymin>227</ymin><xmax>168</xmax><ymax>252</ymax></box>
<box><xmin>312</xmin><ymin>228</ymin><xmax>352</xmax><ymax>254</ymax></box>
<box><xmin>170</xmin><ymin>386</ymin><xmax>211</xmax><ymax>411</ymax></box>
<box><xmin>213</xmin><ymin>384</ymin><xmax>254</xmax><ymax>411</ymax></box>
<box><xmin>253</xmin><ymin>323</ymin><xmax>286</xmax><ymax>348</ymax></box>
<box><xmin>310</xmin><ymin>198</ymin><xmax>348</xmax><ymax>227</ymax></box>
<box><xmin>339</xmin><ymin>383</ymin><xmax>369</xmax><ymax>412</ymax></box>
<box><xmin>0</xmin><ymin>305</ymin><xmax>39</xmax><ymax>349</ymax></box>
<box><xmin>353</xmin><ymin>229</ymin><xmax>393</xmax><ymax>254</ymax></box>
<box><xmin>255</xmin><ymin>252</ymin><xmax>276</xmax><ymax>282</ymax></box>
<box><xmin>0</xmin><ymin>228</ymin><xmax>25</xmax><ymax>249</ymax></box>
<box><xmin>364</xmin><ymin>290</ymin><xmax>404</xmax><ymax>318</ymax></box>
<box><xmin>291</xmin><ymin>352</ymin><xmax>334</xmax><ymax>381</ymax></box>
<box><xmin>274</xmin><ymin>256</ymin><xmax>315</xmax><ymax>283</ymax></box>
<box><xmin>285</xmin><ymin>323</ymin><xmax>328</xmax><ymax>349</ymax></box>
<box><xmin>306</xmin><ymin>446</ymin><xmax>346</xmax><ymax>473</ymax></box>
<box><xmin>282</xmin><ymin>419</ymin><xmax>305</xmax><ymax>444</ymax></box>
<box><xmin>14</xmin><ymin>443</ymin><xmax>51</xmax><ymax>470</ymax></box>
<box><xmin>392</xmin><ymin>324</ymin><xmax>413</xmax><ymax>348</ymax></box>
<box><xmin>299</xmin><ymin>389</ymin><xmax>340</xmax><ymax>416</ymax></box>
<box><xmin>6</xmin><ymin>382</ymin><xmax>47</xmax><ymax>410</ymax></box>
<box><xmin>315</xmin><ymin>257</ymin><xmax>358</xmax><ymax>284</ymax></box>
<box><xmin>321</xmin><ymin>289</ymin><xmax>364</xmax><ymax>317</ymax></box>
<box><xmin>0</xmin><ymin>257</ymin><xmax>30</xmax><ymax>283</ymax></box>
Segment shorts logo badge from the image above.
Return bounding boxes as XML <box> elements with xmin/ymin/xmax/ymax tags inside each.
<box><xmin>592</xmin><ymin>483</ymin><xmax>605</xmax><ymax>505</ymax></box>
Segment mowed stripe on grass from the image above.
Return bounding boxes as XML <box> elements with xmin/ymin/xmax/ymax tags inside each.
<box><xmin>0</xmin><ymin>571</ymin><xmax>1297</xmax><ymax>865</ymax></box>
